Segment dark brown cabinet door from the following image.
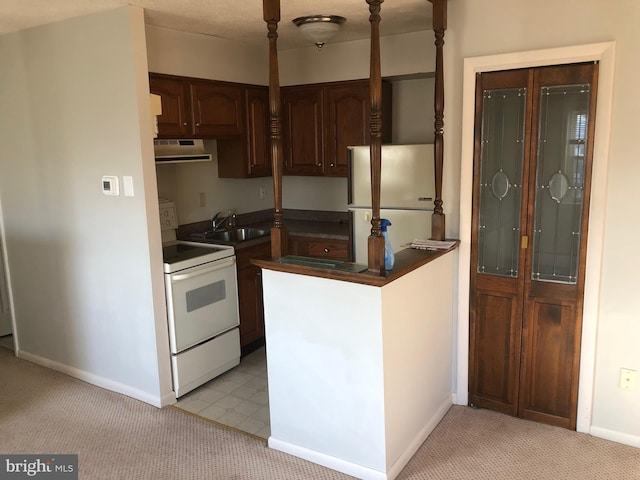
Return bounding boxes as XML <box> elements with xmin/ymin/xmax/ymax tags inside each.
<box><xmin>469</xmin><ymin>63</ymin><xmax>598</xmax><ymax>430</ymax></box>
<box><xmin>149</xmin><ymin>74</ymin><xmax>191</xmax><ymax>138</ymax></box>
<box><xmin>235</xmin><ymin>241</ymin><xmax>271</xmax><ymax>350</ymax></box>
<box><xmin>324</xmin><ymin>80</ymin><xmax>391</xmax><ymax>177</ymax></box>
<box><xmin>324</xmin><ymin>82</ymin><xmax>371</xmax><ymax>177</ymax></box>
<box><xmin>217</xmin><ymin>86</ymin><xmax>271</xmax><ymax>178</ymax></box>
<box><xmin>237</xmin><ymin>266</ymin><xmax>265</xmax><ymax>348</ymax></box>
<box><xmin>190</xmin><ymin>81</ymin><xmax>243</xmax><ymax>137</ymax></box>
<box><xmin>245</xmin><ymin>87</ymin><xmax>271</xmax><ymax>177</ymax></box>
<box><xmin>281</xmin><ymin>80</ymin><xmax>391</xmax><ymax>177</ymax></box>
<box><xmin>282</xmin><ymin>85</ymin><xmax>324</xmax><ymax>176</ymax></box>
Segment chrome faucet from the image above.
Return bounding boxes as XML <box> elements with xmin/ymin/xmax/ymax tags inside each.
<box><xmin>211</xmin><ymin>211</ymin><xmax>229</xmax><ymax>231</ymax></box>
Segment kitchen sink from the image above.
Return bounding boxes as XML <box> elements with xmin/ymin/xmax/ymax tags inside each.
<box><xmin>190</xmin><ymin>227</ymin><xmax>269</xmax><ymax>244</ymax></box>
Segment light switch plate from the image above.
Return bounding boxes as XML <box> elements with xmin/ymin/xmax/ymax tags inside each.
<box><xmin>123</xmin><ymin>176</ymin><xmax>134</xmax><ymax>197</ymax></box>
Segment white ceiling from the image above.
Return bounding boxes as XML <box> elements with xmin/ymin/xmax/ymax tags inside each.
<box><xmin>0</xmin><ymin>0</ymin><xmax>433</xmax><ymax>50</ymax></box>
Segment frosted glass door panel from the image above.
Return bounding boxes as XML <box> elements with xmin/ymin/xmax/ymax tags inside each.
<box><xmin>532</xmin><ymin>84</ymin><xmax>591</xmax><ymax>284</ymax></box>
<box><xmin>477</xmin><ymin>88</ymin><xmax>526</xmax><ymax>277</ymax></box>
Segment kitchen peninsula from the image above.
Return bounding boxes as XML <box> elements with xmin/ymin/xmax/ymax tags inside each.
<box><xmin>255</xmin><ymin>247</ymin><xmax>455</xmax><ymax>480</ymax></box>
<box><xmin>254</xmin><ymin>0</ymin><xmax>454</xmax><ymax>478</ymax></box>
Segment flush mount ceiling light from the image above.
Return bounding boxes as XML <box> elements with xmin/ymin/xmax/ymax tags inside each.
<box><xmin>292</xmin><ymin>15</ymin><xmax>346</xmax><ymax>50</ymax></box>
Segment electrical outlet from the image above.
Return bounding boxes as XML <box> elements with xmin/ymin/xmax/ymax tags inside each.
<box><xmin>620</xmin><ymin>368</ymin><xmax>637</xmax><ymax>390</ymax></box>
<box><xmin>199</xmin><ymin>192</ymin><xmax>206</xmax><ymax>207</ymax></box>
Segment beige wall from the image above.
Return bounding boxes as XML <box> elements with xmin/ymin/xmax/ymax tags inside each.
<box><xmin>146</xmin><ymin>24</ymin><xmax>268</xmax><ymax>85</ymax></box>
<box><xmin>0</xmin><ymin>7</ymin><xmax>173</xmax><ymax>406</ymax></box>
<box><xmin>446</xmin><ymin>0</ymin><xmax>640</xmax><ymax>445</ymax></box>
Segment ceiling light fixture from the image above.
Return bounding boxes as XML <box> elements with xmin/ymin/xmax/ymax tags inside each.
<box><xmin>292</xmin><ymin>15</ymin><xmax>346</xmax><ymax>50</ymax></box>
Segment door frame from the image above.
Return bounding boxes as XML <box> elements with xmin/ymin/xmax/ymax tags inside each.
<box><xmin>0</xmin><ymin>194</ymin><xmax>16</xmax><ymax>343</ymax></box>
<box><xmin>456</xmin><ymin>42</ymin><xmax>616</xmax><ymax>433</ymax></box>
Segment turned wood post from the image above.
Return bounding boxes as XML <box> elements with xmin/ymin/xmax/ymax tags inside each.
<box><xmin>366</xmin><ymin>0</ymin><xmax>385</xmax><ymax>275</ymax></box>
<box><xmin>263</xmin><ymin>0</ymin><xmax>288</xmax><ymax>258</ymax></box>
<box><xmin>430</xmin><ymin>0</ymin><xmax>447</xmax><ymax>240</ymax></box>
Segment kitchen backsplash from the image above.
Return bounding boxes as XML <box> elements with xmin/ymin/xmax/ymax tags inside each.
<box><xmin>156</xmin><ymin>160</ymin><xmax>349</xmax><ymax>226</ymax></box>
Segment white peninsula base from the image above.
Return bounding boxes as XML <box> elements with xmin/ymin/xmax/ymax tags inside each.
<box><xmin>260</xmin><ymin>251</ymin><xmax>456</xmax><ymax>480</ymax></box>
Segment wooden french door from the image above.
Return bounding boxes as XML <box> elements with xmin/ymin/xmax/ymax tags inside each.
<box><xmin>469</xmin><ymin>62</ymin><xmax>598</xmax><ymax>429</ymax></box>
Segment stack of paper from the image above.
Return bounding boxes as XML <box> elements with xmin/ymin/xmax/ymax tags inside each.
<box><xmin>410</xmin><ymin>239</ymin><xmax>457</xmax><ymax>251</ymax></box>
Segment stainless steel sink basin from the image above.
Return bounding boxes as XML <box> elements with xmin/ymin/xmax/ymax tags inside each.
<box><xmin>190</xmin><ymin>227</ymin><xmax>269</xmax><ymax>244</ymax></box>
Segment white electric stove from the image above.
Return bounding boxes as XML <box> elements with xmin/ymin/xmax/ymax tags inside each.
<box><xmin>160</xmin><ymin>202</ymin><xmax>240</xmax><ymax>398</ymax></box>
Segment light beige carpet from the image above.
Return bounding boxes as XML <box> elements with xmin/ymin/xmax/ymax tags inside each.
<box><xmin>1</xmin><ymin>347</ymin><xmax>639</xmax><ymax>479</ymax></box>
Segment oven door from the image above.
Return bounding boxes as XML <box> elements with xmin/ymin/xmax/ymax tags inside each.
<box><xmin>165</xmin><ymin>255</ymin><xmax>239</xmax><ymax>354</ymax></box>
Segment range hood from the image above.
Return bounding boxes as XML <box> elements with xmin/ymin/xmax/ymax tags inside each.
<box><xmin>154</xmin><ymin>139</ymin><xmax>213</xmax><ymax>163</ymax></box>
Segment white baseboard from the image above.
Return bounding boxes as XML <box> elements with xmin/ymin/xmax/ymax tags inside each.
<box><xmin>386</xmin><ymin>395</ymin><xmax>453</xmax><ymax>479</ymax></box>
<box><xmin>18</xmin><ymin>350</ymin><xmax>166</xmax><ymax>408</ymax></box>
<box><xmin>268</xmin><ymin>437</ymin><xmax>388</xmax><ymax>480</ymax></box>
<box><xmin>268</xmin><ymin>395</ymin><xmax>453</xmax><ymax>480</ymax></box>
<box><xmin>590</xmin><ymin>426</ymin><xmax>640</xmax><ymax>448</ymax></box>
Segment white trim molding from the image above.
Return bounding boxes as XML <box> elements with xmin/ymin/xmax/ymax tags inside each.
<box><xmin>455</xmin><ymin>42</ymin><xmax>616</xmax><ymax>435</ymax></box>
<box><xmin>18</xmin><ymin>349</ymin><xmax>168</xmax><ymax>408</ymax></box>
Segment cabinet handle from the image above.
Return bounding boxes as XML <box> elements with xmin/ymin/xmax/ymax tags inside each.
<box><xmin>183</xmin><ymin>122</ymin><xmax>187</xmax><ymax>126</ymax></box>
<box><xmin>317</xmin><ymin>163</ymin><xmax>322</xmax><ymax>167</ymax></box>
<box><xmin>330</xmin><ymin>163</ymin><xmax>335</xmax><ymax>167</ymax></box>
<box><xmin>323</xmin><ymin>248</ymin><xmax>330</xmax><ymax>253</ymax></box>
<box><xmin>196</xmin><ymin>122</ymin><xmax>200</xmax><ymax>127</ymax></box>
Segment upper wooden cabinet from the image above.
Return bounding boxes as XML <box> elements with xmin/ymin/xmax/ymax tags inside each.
<box><xmin>190</xmin><ymin>80</ymin><xmax>243</xmax><ymax>137</ymax></box>
<box><xmin>282</xmin><ymin>79</ymin><xmax>392</xmax><ymax>177</ymax></box>
<box><xmin>218</xmin><ymin>86</ymin><xmax>272</xmax><ymax>178</ymax></box>
<box><xmin>149</xmin><ymin>73</ymin><xmax>243</xmax><ymax>139</ymax></box>
<box><xmin>281</xmin><ymin>85</ymin><xmax>325</xmax><ymax>176</ymax></box>
<box><xmin>149</xmin><ymin>74</ymin><xmax>191</xmax><ymax>138</ymax></box>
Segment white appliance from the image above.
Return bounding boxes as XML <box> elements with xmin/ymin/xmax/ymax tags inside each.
<box><xmin>160</xmin><ymin>201</ymin><xmax>240</xmax><ymax>398</ymax></box>
<box><xmin>348</xmin><ymin>144</ymin><xmax>435</xmax><ymax>265</ymax></box>
<box><xmin>154</xmin><ymin>139</ymin><xmax>213</xmax><ymax>163</ymax></box>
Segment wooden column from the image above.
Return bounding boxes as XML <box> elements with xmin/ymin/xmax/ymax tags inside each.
<box><xmin>366</xmin><ymin>0</ymin><xmax>385</xmax><ymax>275</ymax></box>
<box><xmin>263</xmin><ymin>0</ymin><xmax>288</xmax><ymax>258</ymax></box>
<box><xmin>430</xmin><ymin>0</ymin><xmax>447</xmax><ymax>241</ymax></box>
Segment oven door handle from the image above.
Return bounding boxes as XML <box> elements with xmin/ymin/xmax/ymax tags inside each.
<box><xmin>169</xmin><ymin>256</ymin><xmax>236</xmax><ymax>282</ymax></box>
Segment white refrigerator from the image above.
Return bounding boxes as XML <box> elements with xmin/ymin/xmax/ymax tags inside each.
<box><xmin>348</xmin><ymin>144</ymin><xmax>435</xmax><ymax>265</ymax></box>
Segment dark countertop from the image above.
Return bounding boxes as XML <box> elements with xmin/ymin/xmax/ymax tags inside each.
<box><xmin>177</xmin><ymin>209</ymin><xmax>350</xmax><ymax>250</ymax></box>
<box><xmin>253</xmin><ymin>243</ymin><xmax>459</xmax><ymax>287</ymax></box>
<box><xmin>176</xmin><ymin>208</ymin><xmax>458</xmax><ymax>287</ymax></box>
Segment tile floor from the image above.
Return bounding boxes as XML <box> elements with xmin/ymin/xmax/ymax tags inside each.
<box><xmin>174</xmin><ymin>346</ymin><xmax>270</xmax><ymax>439</ymax></box>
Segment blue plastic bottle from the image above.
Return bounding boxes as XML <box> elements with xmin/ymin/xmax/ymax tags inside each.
<box><xmin>381</xmin><ymin>218</ymin><xmax>394</xmax><ymax>271</ymax></box>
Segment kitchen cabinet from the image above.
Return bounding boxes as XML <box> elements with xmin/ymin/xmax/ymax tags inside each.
<box><xmin>235</xmin><ymin>240</ymin><xmax>271</xmax><ymax>352</ymax></box>
<box><xmin>281</xmin><ymin>85</ymin><xmax>324</xmax><ymax>176</ymax></box>
<box><xmin>149</xmin><ymin>73</ymin><xmax>243</xmax><ymax>139</ymax></box>
<box><xmin>281</xmin><ymin>79</ymin><xmax>392</xmax><ymax>177</ymax></box>
<box><xmin>217</xmin><ymin>86</ymin><xmax>272</xmax><ymax>178</ymax></box>
<box><xmin>288</xmin><ymin>235</ymin><xmax>350</xmax><ymax>262</ymax></box>
<box><xmin>148</xmin><ymin>74</ymin><xmax>190</xmax><ymax>138</ymax></box>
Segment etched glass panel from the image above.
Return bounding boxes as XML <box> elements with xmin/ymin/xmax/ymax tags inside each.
<box><xmin>532</xmin><ymin>83</ymin><xmax>591</xmax><ymax>284</ymax></box>
<box><xmin>477</xmin><ymin>88</ymin><xmax>526</xmax><ymax>277</ymax></box>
